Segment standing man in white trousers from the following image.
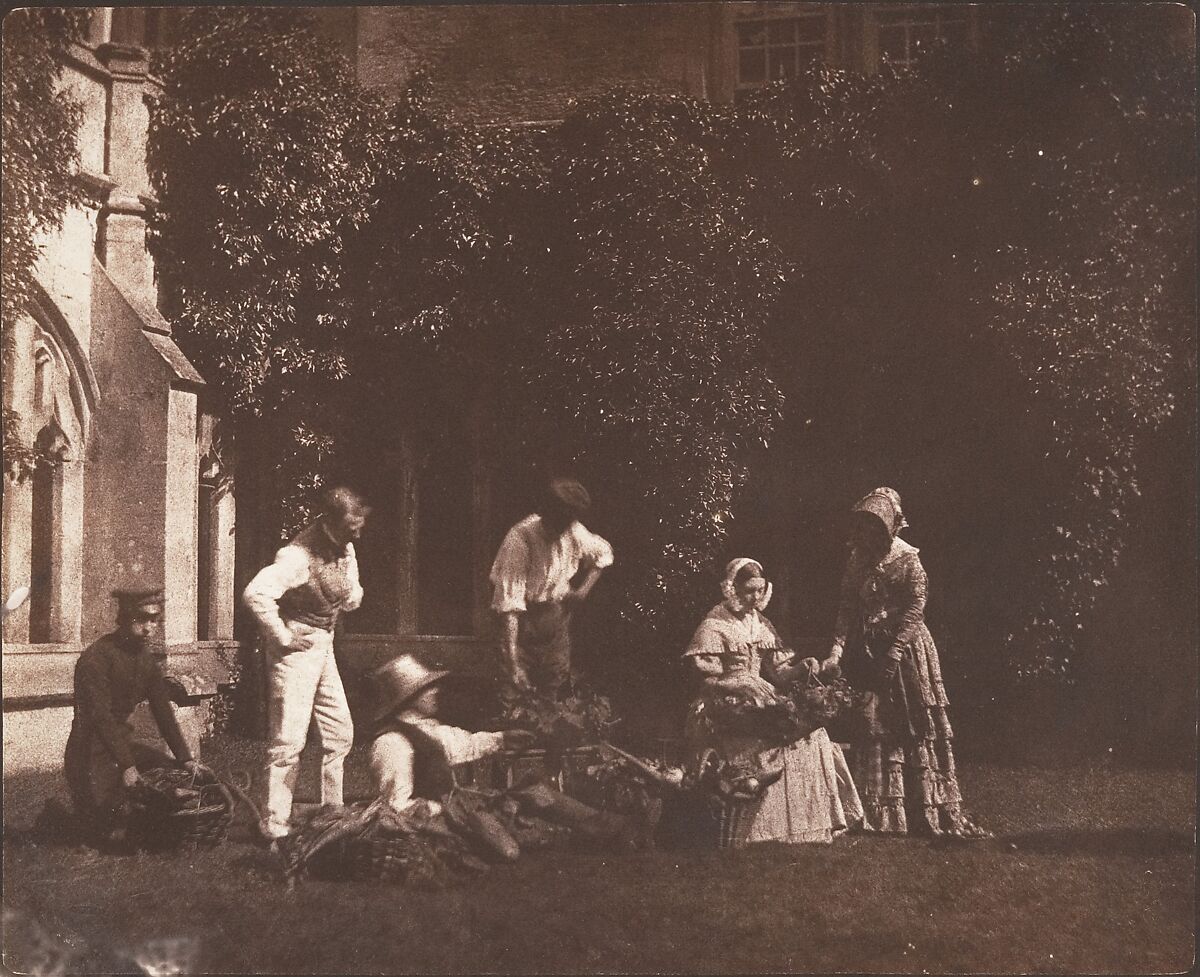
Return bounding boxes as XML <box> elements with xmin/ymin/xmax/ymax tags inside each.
<box><xmin>243</xmin><ymin>486</ymin><xmax>369</xmax><ymax>843</ymax></box>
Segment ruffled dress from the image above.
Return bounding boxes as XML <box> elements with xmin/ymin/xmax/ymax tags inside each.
<box><xmin>834</xmin><ymin>538</ymin><xmax>983</xmax><ymax>836</ymax></box>
<box><xmin>683</xmin><ymin>604</ymin><xmax>863</xmax><ymax>845</ymax></box>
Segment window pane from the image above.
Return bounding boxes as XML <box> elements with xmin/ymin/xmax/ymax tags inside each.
<box><xmin>29</xmin><ymin>464</ymin><xmax>54</xmax><ymax>643</ymax></box>
<box><xmin>773</xmin><ymin>49</ymin><xmax>800</xmax><ymax>79</ymax></box>
<box><xmin>910</xmin><ymin>23</ymin><xmax>938</xmax><ymax>55</ymax></box>
<box><xmin>940</xmin><ymin>18</ymin><xmax>970</xmax><ymax>46</ymax></box>
<box><xmin>878</xmin><ymin>24</ymin><xmax>909</xmax><ymax>62</ymax></box>
<box><xmin>197</xmin><ymin>480</ymin><xmax>213</xmax><ymax>641</ymax></box>
<box><xmin>797</xmin><ymin>43</ymin><xmax>824</xmax><ymax>64</ymax></box>
<box><xmin>739</xmin><ymin>47</ymin><xmax>766</xmax><ymax>83</ymax></box>
<box><xmin>416</xmin><ymin>424</ymin><xmax>473</xmax><ymax>636</ymax></box>
<box><xmin>767</xmin><ymin>19</ymin><xmax>795</xmax><ymax>44</ymax></box>
<box><xmin>738</xmin><ymin>21</ymin><xmax>767</xmax><ymax>47</ymax></box>
<box><xmin>796</xmin><ymin>15</ymin><xmax>826</xmax><ymax>43</ymax></box>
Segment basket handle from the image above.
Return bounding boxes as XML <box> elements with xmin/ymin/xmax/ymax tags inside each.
<box><xmin>195</xmin><ymin>762</ymin><xmax>262</xmax><ymax>824</ymax></box>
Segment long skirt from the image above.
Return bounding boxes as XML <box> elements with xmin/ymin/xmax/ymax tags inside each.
<box><xmin>739</xmin><ymin>729</ymin><xmax>863</xmax><ymax>845</ymax></box>
<box><xmin>684</xmin><ymin>705</ymin><xmax>863</xmax><ymax>845</ymax></box>
<box><xmin>845</xmin><ymin>623</ymin><xmax>985</xmax><ymax>837</ymax></box>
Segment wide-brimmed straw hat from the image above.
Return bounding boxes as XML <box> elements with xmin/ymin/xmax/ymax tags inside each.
<box><xmin>370</xmin><ymin>654</ymin><xmax>449</xmax><ymax>723</ymax></box>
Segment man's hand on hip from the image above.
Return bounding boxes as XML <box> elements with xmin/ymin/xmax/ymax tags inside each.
<box><xmin>284</xmin><ymin>629</ymin><xmax>316</xmax><ymax>651</ymax></box>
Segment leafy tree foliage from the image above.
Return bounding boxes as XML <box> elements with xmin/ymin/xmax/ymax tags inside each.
<box><xmin>149</xmin><ymin>8</ymin><xmax>1192</xmax><ymax>713</ymax></box>
<box><xmin>723</xmin><ymin>8</ymin><xmax>1192</xmax><ymax>700</ymax></box>
<box><xmin>2</xmin><ymin>7</ymin><xmax>84</xmax><ymax>481</ymax></box>
<box><xmin>147</xmin><ymin>6</ymin><xmax>383</xmax><ymax>540</ymax></box>
<box><xmin>339</xmin><ymin>78</ymin><xmax>548</xmax><ymax>468</ymax></box>
<box><xmin>522</xmin><ymin>93</ymin><xmax>785</xmax><ymax>652</ymax></box>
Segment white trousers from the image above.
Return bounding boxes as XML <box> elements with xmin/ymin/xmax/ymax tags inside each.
<box><xmin>262</xmin><ymin>625</ymin><xmax>354</xmax><ymax>838</ymax></box>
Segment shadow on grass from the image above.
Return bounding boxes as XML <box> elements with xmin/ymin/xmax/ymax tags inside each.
<box><xmin>3</xmin><ymin>797</ymin><xmax>91</xmax><ymax>851</ymax></box>
<box><xmin>996</xmin><ymin>826</ymin><xmax>1195</xmax><ymax>857</ymax></box>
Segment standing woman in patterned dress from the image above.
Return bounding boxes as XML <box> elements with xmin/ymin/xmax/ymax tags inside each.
<box><xmin>821</xmin><ymin>488</ymin><xmax>988</xmax><ymax>838</ymax></box>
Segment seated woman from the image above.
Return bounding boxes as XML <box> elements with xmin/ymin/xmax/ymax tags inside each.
<box><xmin>683</xmin><ymin>558</ymin><xmax>862</xmax><ymax>845</ymax></box>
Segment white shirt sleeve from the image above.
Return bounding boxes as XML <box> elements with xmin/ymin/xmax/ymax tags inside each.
<box><xmin>369</xmin><ymin>732</ymin><xmax>416</xmax><ymax>811</ymax></box>
<box><xmin>430</xmin><ymin>725</ymin><xmax>506</xmax><ymax>766</ymax></box>
<box><xmin>490</xmin><ymin>527</ymin><xmax>530</xmax><ymax>614</ymax></box>
<box><xmin>242</xmin><ymin>545</ymin><xmax>310</xmax><ymax>647</ymax></box>
<box><xmin>577</xmin><ymin>525</ymin><xmax>614</xmax><ymax>570</ymax></box>
<box><xmin>342</xmin><ymin>542</ymin><xmax>363</xmax><ymax>612</ymax></box>
<box><xmin>369</xmin><ymin>727</ymin><xmax>503</xmax><ymax>812</ymax></box>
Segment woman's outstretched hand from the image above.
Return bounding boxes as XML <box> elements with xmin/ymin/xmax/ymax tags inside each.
<box><xmin>770</xmin><ymin>658</ymin><xmax>817</xmax><ymax>689</ymax></box>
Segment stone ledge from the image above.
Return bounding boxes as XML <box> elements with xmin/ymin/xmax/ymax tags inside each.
<box><xmin>74</xmin><ymin>170</ymin><xmax>119</xmax><ymax>203</ymax></box>
<box><xmin>64</xmin><ymin>41</ymin><xmax>112</xmax><ymax>82</ymax></box>
<box><xmin>1</xmin><ymin>642</ymin><xmax>232</xmax><ymax>705</ymax></box>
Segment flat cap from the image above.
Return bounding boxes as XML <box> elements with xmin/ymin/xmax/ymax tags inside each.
<box><xmin>112</xmin><ymin>585</ymin><xmax>165</xmax><ymax>612</ymax></box>
<box><xmin>548</xmin><ymin>477</ymin><xmax>591</xmax><ymax>514</ymax></box>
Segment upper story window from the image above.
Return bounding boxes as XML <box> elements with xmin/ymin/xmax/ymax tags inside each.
<box><xmin>873</xmin><ymin>4</ymin><xmax>973</xmax><ymax>67</ymax></box>
<box><xmin>736</xmin><ymin>13</ymin><xmax>830</xmax><ymax>91</ymax></box>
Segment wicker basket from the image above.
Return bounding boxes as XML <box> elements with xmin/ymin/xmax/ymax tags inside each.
<box><xmin>311</xmin><ymin>831</ymin><xmax>472</xmax><ymax>885</ymax></box>
<box><xmin>710</xmin><ymin>794</ymin><xmax>755</xmax><ymax>850</ymax></box>
<box><xmin>128</xmin><ymin>768</ymin><xmax>234</xmax><ymax>851</ymax></box>
<box><xmin>339</xmin><ymin>834</ymin><xmax>416</xmax><ymax>883</ymax></box>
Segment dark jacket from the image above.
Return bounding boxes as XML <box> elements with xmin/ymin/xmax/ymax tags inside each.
<box><xmin>69</xmin><ymin>631</ymin><xmax>193</xmax><ymax>769</ymax></box>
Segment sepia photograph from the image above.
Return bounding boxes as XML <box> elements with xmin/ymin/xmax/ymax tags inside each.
<box><xmin>1</xmin><ymin>2</ymin><xmax>1196</xmax><ymax>974</ymax></box>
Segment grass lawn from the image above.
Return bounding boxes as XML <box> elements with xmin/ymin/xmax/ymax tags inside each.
<box><xmin>3</xmin><ymin>737</ymin><xmax>1194</xmax><ymax>975</ymax></box>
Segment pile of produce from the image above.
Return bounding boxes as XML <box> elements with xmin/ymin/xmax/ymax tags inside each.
<box><xmin>282</xmin><ymin>778</ymin><xmax>645</xmax><ymax>888</ymax></box>
<box><xmin>284</xmin><ymin>797</ymin><xmax>496</xmax><ymax>888</ymax></box>
<box><xmin>128</xmin><ymin>767</ymin><xmax>228</xmax><ymax>816</ymax></box>
<box><xmin>695</xmin><ymin>676</ymin><xmax>858</xmax><ymax>747</ymax></box>
<box><xmin>497</xmin><ymin>686</ymin><xmax>618</xmax><ymax>753</ymax></box>
<box><xmin>575</xmin><ymin>742</ymin><xmax>689</xmax><ymax>829</ymax></box>
<box><xmin>691</xmin><ymin>748</ymin><xmax>784</xmax><ymax>804</ymax></box>
<box><xmin>578</xmin><ymin>741</ymin><xmax>787</xmax><ymax>840</ymax></box>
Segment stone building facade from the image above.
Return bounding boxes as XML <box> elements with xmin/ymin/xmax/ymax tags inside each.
<box><xmin>316</xmin><ymin>3</ymin><xmax>978</xmax><ymax>123</ymax></box>
<box><xmin>2</xmin><ymin>9</ymin><xmax>236</xmax><ymax>785</ymax></box>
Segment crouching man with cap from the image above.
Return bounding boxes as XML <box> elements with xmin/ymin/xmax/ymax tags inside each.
<box><xmin>64</xmin><ymin>586</ymin><xmax>200</xmax><ymax>846</ymax></box>
<box><xmin>243</xmin><ymin>486</ymin><xmax>367</xmax><ymax>842</ymax></box>
<box><xmin>368</xmin><ymin>655</ymin><xmax>535</xmax><ymax>814</ymax></box>
<box><xmin>490</xmin><ymin>477</ymin><xmax>613</xmax><ymax>700</ymax></box>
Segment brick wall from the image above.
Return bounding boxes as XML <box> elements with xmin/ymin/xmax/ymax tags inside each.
<box><xmin>347</xmin><ymin>4</ymin><xmax>724</xmax><ymax>122</ymax></box>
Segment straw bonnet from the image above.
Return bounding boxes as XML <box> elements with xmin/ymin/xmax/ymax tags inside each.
<box><xmin>719</xmin><ymin>557</ymin><xmax>772</xmax><ymax>611</ymax></box>
<box><xmin>371</xmin><ymin>654</ymin><xmax>449</xmax><ymax>723</ymax></box>
<box><xmin>852</xmin><ymin>487</ymin><xmax>909</xmax><ymax>538</ymax></box>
